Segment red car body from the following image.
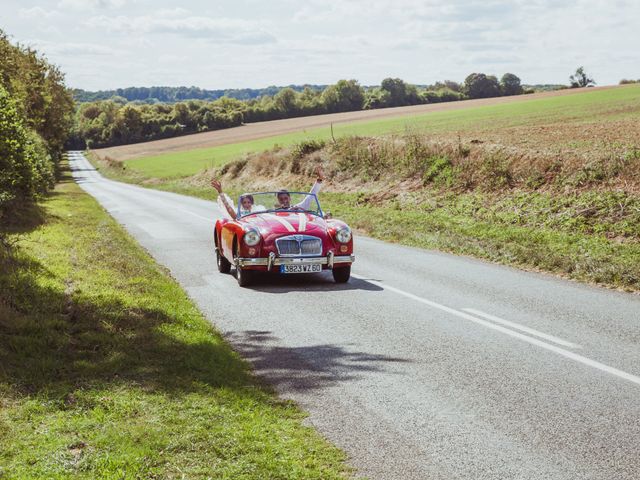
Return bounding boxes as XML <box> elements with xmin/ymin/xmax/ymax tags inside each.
<box><xmin>214</xmin><ymin>206</ymin><xmax>354</xmax><ymax>286</ymax></box>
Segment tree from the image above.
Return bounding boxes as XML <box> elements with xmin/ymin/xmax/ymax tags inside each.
<box><xmin>500</xmin><ymin>73</ymin><xmax>523</xmax><ymax>96</ymax></box>
<box><xmin>321</xmin><ymin>79</ymin><xmax>364</xmax><ymax>113</ymax></box>
<box><xmin>463</xmin><ymin>73</ymin><xmax>501</xmax><ymax>99</ymax></box>
<box><xmin>570</xmin><ymin>67</ymin><xmax>595</xmax><ymax>88</ymax></box>
<box><xmin>381</xmin><ymin>78</ymin><xmax>411</xmax><ymax>106</ymax></box>
<box><xmin>273</xmin><ymin>87</ymin><xmax>298</xmax><ymax>114</ymax></box>
<box><xmin>363</xmin><ymin>88</ymin><xmax>391</xmax><ymax>109</ymax></box>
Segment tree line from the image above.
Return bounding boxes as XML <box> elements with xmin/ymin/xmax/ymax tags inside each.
<box><xmin>72</xmin><ymin>84</ymin><xmax>329</xmax><ymax>103</ymax></box>
<box><xmin>0</xmin><ymin>30</ymin><xmax>75</xmax><ymax>223</ymax></box>
<box><xmin>71</xmin><ymin>73</ymin><xmax>527</xmax><ymax>149</ymax></box>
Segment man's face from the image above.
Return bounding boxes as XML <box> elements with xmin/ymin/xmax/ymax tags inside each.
<box><xmin>277</xmin><ymin>193</ymin><xmax>291</xmax><ymax>208</ymax></box>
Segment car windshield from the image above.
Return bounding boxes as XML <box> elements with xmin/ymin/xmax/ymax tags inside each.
<box><xmin>237</xmin><ymin>191</ymin><xmax>323</xmax><ymax>218</ymax></box>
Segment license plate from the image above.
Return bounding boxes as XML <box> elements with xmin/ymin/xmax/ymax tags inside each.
<box><xmin>280</xmin><ymin>263</ymin><xmax>322</xmax><ymax>274</ymax></box>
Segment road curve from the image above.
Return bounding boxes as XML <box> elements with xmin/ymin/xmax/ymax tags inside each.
<box><xmin>69</xmin><ymin>151</ymin><xmax>640</xmax><ymax>480</ymax></box>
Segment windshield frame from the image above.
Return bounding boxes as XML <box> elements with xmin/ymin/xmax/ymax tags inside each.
<box><xmin>237</xmin><ymin>191</ymin><xmax>324</xmax><ymax>219</ymax></box>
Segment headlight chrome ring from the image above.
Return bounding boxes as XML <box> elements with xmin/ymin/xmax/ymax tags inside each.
<box><xmin>243</xmin><ymin>229</ymin><xmax>261</xmax><ymax>246</ymax></box>
<box><xmin>335</xmin><ymin>227</ymin><xmax>352</xmax><ymax>244</ymax></box>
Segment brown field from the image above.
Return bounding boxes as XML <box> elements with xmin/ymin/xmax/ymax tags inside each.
<box><xmin>93</xmin><ymin>86</ymin><xmax>617</xmax><ymax>162</ymax></box>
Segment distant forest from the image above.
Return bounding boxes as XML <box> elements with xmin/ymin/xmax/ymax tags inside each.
<box><xmin>73</xmin><ymin>83</ymin><xmax>564</xmax><ymax>104</ymax></box>
<box><xmin>72</xmin><ymin>85</ymin><xmax>329</xmax><ymax>103</ymax></box>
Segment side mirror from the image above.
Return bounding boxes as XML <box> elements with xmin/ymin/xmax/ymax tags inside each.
<box><xmin>324</xmin><ymin>211</ymin><xmax>332</xmax><ymax>219</ymax></box>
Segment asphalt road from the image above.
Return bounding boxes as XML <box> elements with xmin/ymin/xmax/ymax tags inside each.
<box><xmin>69</xmin><ymin>151</ymin><xmax>640</xmax><ymax>480</ymax></box>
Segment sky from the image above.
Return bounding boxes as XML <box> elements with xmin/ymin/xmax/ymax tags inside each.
<box><xmin>2</xmin><ymin>0</ymin><xmax>639</xmax><ymax>91</ymax></box>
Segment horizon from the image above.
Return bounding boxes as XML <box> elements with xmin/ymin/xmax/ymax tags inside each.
<box><xmin>72</xmin><ymin>80</ymin><xmax>575</xmax><ymax>94</ymax></box>
<box><xmin>2</xmin><ymin>1</ymin><xmax>639</xmax><ymax>91</ymax></box>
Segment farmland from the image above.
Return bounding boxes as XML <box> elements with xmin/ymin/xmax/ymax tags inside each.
<box><xmin>93</xmin><ymin>85</ymin><xmax>638</xmax><ymax>178</ymax></box>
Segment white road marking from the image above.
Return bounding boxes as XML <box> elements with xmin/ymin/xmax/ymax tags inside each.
<box><xmin>463</xmin><ymin>308</ymin><xmax>581</xmax><ymax>349</ymax></box>
<box><xmin>353</xmin><ymin>274</ymin><xmax>640</xmax><ymax>386</ymax></box>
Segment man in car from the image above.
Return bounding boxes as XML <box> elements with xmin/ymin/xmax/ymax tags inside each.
<box><xmin>276</xmin><ymin>166</ymin><xmax>324</xmax><ymax>211</ymax></box>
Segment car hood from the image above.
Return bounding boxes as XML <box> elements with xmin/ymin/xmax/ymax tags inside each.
<box><xmin>241</xmin><ymin>211</ymin><xmax>328</xmax><ymax>236</ymax></box>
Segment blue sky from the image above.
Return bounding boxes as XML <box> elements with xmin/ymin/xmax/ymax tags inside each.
<box><xmin>2</xmin><ymin>0</ymin><xmax>639</xmax><ymax>90</ymax></box>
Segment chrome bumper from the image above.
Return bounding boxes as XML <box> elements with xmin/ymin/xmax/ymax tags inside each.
<box><xmin>236</xmin><ymin>252</ymin><xmax>355</xmax><ymax>269</ymax></box>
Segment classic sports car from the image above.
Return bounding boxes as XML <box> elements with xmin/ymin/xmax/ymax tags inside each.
<box><xmin>214</xmin><ymin>191</ymin><xmax>354</xmax><ymax>287</ymax></box>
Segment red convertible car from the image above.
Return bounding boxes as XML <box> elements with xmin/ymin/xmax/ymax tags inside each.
<box><xmin>214</xmin><ymin>191</ymin><xmax>354</xmax><ymax>287</ymax></box>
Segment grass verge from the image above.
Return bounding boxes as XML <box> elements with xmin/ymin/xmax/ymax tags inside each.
<box><xmin>319</xmin><ymin>191</ymin><xmax>640</xmax><ymax>291</ymax></box>
<box><xmin>0</xmin><ymin>167</ymin><xmax>350</xmax><ymax>479</ymax></box>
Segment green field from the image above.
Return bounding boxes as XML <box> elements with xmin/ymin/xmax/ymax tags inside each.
<box><xmin>123</xmin><ymin>85</ymin><xmax>640</xmax><ymax>179</ymax></box>
<box><xmin>0</xmin><ymin>167</ymin><xmax>350</xmax><ymax>479</ymax></box>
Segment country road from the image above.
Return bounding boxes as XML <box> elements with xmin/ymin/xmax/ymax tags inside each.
<box><xmin>69</xmin><ymin>151</ymin><xmax>640</xmax><ymax>480</ymax></box>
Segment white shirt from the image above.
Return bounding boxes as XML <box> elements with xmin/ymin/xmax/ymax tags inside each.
<box><xmin>294</xmin><ymin>181</ymin><xmax>322</xmax><ymax>211</ymax></box>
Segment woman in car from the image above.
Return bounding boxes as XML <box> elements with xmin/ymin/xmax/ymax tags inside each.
<box><xmin>211</xmin><ymin>179</ymin><xmax>254</xmax><ymax>219</ymax></box>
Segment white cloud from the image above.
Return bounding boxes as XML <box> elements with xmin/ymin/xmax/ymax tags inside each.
<box><xmin>19</xmin><ymin>7</ymin><xmax>60</xmax><ymax>18</ymax></box>
<box><xmin>58</xmin><ymin>0</ymin><xmax>127</xmax><ymax>11</ymax></box>
<box><xmin>85</xmin><ymin>12</ymin><xmax>277</xmax><ymax>44</ymax></box>
<box><xmin>27</xmin><ymin>40</ymin><xmax>119</xmax><ymax>57</ymax></box>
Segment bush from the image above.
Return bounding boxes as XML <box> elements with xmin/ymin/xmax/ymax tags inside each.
<box><xmin>0</xmin><ymin>86</ymin><xmax>54</xmax><ymax>222</ymax></box>
<box><xmin>290</xmin><ymin>139</ymin><xmax>326</xmax><ymax>159</ymax></box>
<box><xmin>423</xmin><ymin>155</ymin><xmax>455</xmax><ymax>186</ymax></box>
<box><xmin>420</xmin><ymin>89</ymin><xmax>465</xmax><ymax>104</ymax></box>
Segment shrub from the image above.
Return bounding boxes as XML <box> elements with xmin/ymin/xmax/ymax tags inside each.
<box><xmin>478</xmin><ymin>152</ymin><xmax>513</xmax><ymax>190</ymax></box>
<box><xmin>423</xmin><ymin>155</ymin><xmax>455</xmax><ymax>186</ymax></box>
<box><xmin>290</xmin><ymin>139</ymin><xmax>326</xmax><ymax>160</ymax></box>
<box><xmin>0</xmin><ymin>86</ymin><xmax>54</xmax><ymax>223</ymax></box>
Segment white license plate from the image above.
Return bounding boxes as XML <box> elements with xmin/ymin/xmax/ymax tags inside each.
<box><xmin>280</xmin><ymin>263</ymin><xmax>322</xmax><ymax>274</ymax></box>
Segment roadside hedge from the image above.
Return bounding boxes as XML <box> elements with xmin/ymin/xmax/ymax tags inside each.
<box><xmin>0</xmin><ymin>86</ymin><xmax>56</xmax><ymax>221</ymax></box>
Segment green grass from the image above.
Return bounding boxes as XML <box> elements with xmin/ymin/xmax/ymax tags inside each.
<box><xmin>0</xmin><ymin>168</ymin><xmax>350</xmax><ymax>479</ymax></box>
<box><xmin>124</xmin><ymin>85</ymin><xmax>640</xmax><ymax>178</ymax></box>
<box><xmin>320</xmin><ymin>191</ymin><xmax>640</xmax><ymax>291</ymax></box>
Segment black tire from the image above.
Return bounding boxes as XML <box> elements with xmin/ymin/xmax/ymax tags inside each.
<box><xmin>332</xmin><ymin>266</ymin><xmax>351</xmax><ymax>283</ymax></box>
<box><xmin>233</xmin><ymin>238</ymin><xmax>253</xmax><ymax>287</ymax></box>
<box><xmin>236</xmin><ymin>266</ymin><xmax>254</xmax><ymax>287</ymax></box>
<box><xmin>217</xmin><ymin>249</ymin><xmax>231</xmax><ymax>274</ymax></box>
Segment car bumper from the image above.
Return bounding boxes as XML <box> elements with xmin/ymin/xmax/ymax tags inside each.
<box><xmin>236</xmin><ymin>252</ymin><xmax>354</xmax><ymax>270</ymax></box>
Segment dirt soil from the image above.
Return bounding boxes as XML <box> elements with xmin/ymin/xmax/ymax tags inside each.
<box><xmin>93</xmin><ymin>86</ymin><xmax>617</xmax><ymax>162</ymax></box>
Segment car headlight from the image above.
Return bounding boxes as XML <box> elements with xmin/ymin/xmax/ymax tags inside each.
<box><xmin>335</xmin><ymin>226</ymin><xmax>352</xmax><ymax>243</ymax></box>
<box><xmin>243</xmin><ymin>229</ymin><xmax>261</xmax><ymax>246</ymax></box>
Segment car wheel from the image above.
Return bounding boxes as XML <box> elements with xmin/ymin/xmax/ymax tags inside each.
<box><xmin>217</xmin><ymin>249</ymin><xmax>231</xmax><ymax>274</ymax></box>
<box><xmin>332</xmin><ymin>266</ymin><xmax>351</xmax><ymax>283</ymax></box>
<box><xmin>236</xmin><ymin>266</ymin><xmax>254</xmax><ymax>287</ymax></box>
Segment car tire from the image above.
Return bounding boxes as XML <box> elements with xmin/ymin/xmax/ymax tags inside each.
<box><xmin>332</xmin><ymin>266</ymin><xmax>351</xmax><ymax>283</ymax></box>
<box><xmin>217</xmin><ymin>249</ymin><xmax>231</xmax><ymax>274</ymax></box>
<box><xmin>236</xmin><ymin>266</ymin><xmax>254</xmax><ymax>287</ymax></box>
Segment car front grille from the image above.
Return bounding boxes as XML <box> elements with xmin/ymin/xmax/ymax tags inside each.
<box><xmin>276</xmin><ymin>235</ymin><xmax>322</xmax><ymax>256</ymax></box>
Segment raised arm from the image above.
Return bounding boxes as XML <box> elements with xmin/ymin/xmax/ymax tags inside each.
<box><xmin>211</xmin><ymin>178</ymin><xmax>237</xmax><ymax>220</ymax></box>
<box><xmin>295</xmin><ymin>166</ymin><xmax>324</xmax><ymax>210</ymax></box>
